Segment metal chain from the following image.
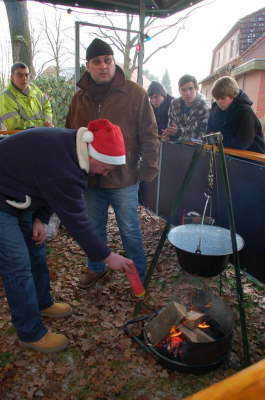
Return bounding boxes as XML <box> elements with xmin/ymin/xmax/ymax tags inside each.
<box><xmin>201</xmin><ymin>145</ymin><xmax>216</xmax><ymax>226</ymax></box>
<box><xmin>207</xmin><ymin>145</ymin><xmax>215</xmax><ymax>192</ymax></box>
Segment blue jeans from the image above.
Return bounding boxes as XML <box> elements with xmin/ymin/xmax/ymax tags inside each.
<box><xmin>85</xmin><ymin>184</ymin><xmax>147</xmax><ymax>280</ymax></box>
<box><xmin>0</xmin><ymin>211</ymin><xmax>52</xmax><ymax>342</ymax></box>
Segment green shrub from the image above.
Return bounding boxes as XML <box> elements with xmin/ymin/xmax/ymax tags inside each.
<box><xmin>33</xmin><ymin>75</ymin><xmax>75</xmax><ymax>128</ymax></box>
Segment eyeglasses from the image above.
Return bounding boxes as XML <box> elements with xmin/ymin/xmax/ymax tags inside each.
<box><xmin>14</xmin><ymin>72</ymin><xmax>30</xmax><ymax>78</ymax></box>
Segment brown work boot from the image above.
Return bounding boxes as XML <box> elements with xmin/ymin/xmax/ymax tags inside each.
<box><xmin>21</xmin><ymin>332</ymin><xmax>68</xmax><ymax>353</ymax></box>
<box><xmin>41</xmin><ymin>302</ymin><xmax>72</xmax><ymax>318</ymax></box>
<box><xmin>78</xmin><ymin>269</ymin><xmax>108</xmax><ymax>289</ymax></box>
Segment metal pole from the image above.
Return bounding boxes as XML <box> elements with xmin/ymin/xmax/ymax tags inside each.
<box><xmin>73</xmin><ymin>21</ymin><xmax>140</xmax><ymax>34</ymax></box>
<box><xmin>137</xmin><ymin>0</ymin><xmax>145</xmax><ymax>85</ymax></box>
<box><xmin>155</xmin><ymin>141</ymin><xmax>163</xmax><ymax>215</ymax></box>
<box><xmin>74</xmin><ymin>20</ymin><xmax>140</xmax><ymax>90</ymax></box>
<box><xmin>217</xmin><ymin>136</ymin><xmax>251</xmax><ymax>367</ymax></box>
<box><xmin>75</xmin><ymin>21</ymin><xmax>80</xmax><ymax>89</ymax></box>
<box><xmin>143</xmin><ymin>225</ymin><xmax>169</xmax><ymax>290</ymax></box>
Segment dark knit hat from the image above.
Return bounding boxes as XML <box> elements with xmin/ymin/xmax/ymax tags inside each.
<box><xmin>147</xmin><ymin>81</ymin><xmax>167</xmax><ymax>97</ymax></box>
<box><xmin>86</xmin><ymin>38</ymin><xmax>114</xmax><ymax>61</ymax></box>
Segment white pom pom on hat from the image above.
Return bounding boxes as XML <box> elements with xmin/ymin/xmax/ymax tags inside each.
<box><xmin>77</xmin><ymin>127</ymin><xmax>94</xmax><ymax>143</ymax></box>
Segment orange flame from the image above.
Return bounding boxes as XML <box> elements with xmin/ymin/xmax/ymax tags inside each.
<box><xmin>198</xmin><ymin>321</ymin><xmax>210</xmax><ymax>329</ymax></box>
<box><xmin>169</xmin><ymin>325</ymin><xmax>182</xmax><ymax>337</ymax></box>
<box><xmin>168</xmin><ymin>325</ymin><xmax>183</xmax><ymax>353</ymax></box>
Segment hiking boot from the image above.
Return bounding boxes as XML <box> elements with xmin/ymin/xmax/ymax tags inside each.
<box><xmin>41</xmin><ymin>302</ymin><xmax>72</xmax><ymax>318</ymax></box>
<box><xmin>78</xmin><ymin>269</ymin><xmax>108</xmax><ymax>289</ymax></box>
<box><xmin>22</xmin><ymin>332</ymin><xmax>68</xmax><ymax>353</ymax></box>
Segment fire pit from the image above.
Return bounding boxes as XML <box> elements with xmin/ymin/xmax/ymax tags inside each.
<box><xmin>124</xmin><ymin>290</ymin><xmax>233</xmax><ymax>374</ymax></box>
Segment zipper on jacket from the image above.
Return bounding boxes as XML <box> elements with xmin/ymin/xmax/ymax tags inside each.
<box><xmin>97</xmin><ymin>104</ymin><xmax>101</xmax><ymax>117</ymax></box>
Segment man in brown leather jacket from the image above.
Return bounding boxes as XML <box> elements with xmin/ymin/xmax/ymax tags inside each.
<box><xmin>66</xmin><ymin>38</ymin><xmax>159</xmax><ymax>286</ymax></box>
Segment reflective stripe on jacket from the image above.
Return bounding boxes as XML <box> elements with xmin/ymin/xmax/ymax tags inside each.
<box><xmin>0</xmin><ymin>82</ymin><xmax>53</xmax><ymax>130</ymax></box>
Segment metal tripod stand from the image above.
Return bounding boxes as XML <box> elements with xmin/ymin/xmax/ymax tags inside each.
<box><xmin>141</xmin><ymin>133</ymin><xmax>251</xmax><ymax>367</ymax></box>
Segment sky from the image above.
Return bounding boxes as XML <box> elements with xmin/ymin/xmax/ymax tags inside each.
<box><xmin>1</xmin><ymin>0</ymin><xmax>265</xmax><ymax>95</ymax></box>
<box><xmin>158</xmin><ymin>0</ymin><xmax>265</xmax><ymax>93</ymax></box>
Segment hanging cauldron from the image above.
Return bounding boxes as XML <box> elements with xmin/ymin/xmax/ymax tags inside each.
<box><xmin>167</xmin><ymin>224</ymin><xmax>244</xmax><ymax>277</ymax></box>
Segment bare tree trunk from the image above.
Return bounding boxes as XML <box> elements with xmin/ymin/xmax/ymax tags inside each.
<box><xmin>4</xmin><ymin>0</ymin><xmax>34</xmax><ymax>74</ymax></box>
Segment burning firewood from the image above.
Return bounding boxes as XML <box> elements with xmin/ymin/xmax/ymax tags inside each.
<box><xmin>182</xmin><ymin>310</ymin><xmax>206</xmax><ymax>329</ymax></box>
<box><xmin>146</xmin><ymin>302</ymin><xmax>213</xmax><ymax>345</ymax></box>
<box><xmin>178</xmin><ymin>324</ymin><xmax>214</xmax><ymax>343</ymax></box>
<box><xmin>146</xmin><ymin>301</ymin><xmax>186</xmax><ymax>345</ymax></box>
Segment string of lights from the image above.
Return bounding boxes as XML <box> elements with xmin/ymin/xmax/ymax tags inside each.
<box><xmin>41</xmin><ymin>2</ymin><xmax>129</xmax><ymax>17</ymax></box>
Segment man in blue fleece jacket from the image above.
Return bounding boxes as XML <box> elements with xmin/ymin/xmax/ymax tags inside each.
<box><xmin>0</xmin><ymin>119</ymin><xmax>133</xmax><ymax>353</ymax></box>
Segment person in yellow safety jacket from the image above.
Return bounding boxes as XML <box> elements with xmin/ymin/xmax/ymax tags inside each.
<box><xmin>0</xmin><ymin>62</ymin><xmax>53</xmax><ymax>131</ymax></box>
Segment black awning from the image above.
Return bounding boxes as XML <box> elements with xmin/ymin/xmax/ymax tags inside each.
<box><xmin>32</xmin><ymin>0</ymin><xmax>205</xmax><ymax>17</ymax></box>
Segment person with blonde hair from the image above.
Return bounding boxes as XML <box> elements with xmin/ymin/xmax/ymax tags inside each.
<box><xmin>207</xmin><ymin>76</ymin><xmax>265</xmax><ymax>153</ymax></box>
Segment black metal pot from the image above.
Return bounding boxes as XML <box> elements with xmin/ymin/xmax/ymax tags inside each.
<box><xmin>167</xmin><ymin>224</ymin><xmax>244</xmax><ymax>277</ymax></box>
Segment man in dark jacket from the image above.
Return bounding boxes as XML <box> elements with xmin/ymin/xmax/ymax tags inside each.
<box><xmin>207</xmin><ymin>76</ymin><xmax>265</xmax><ymax>153</ymax></box>
<box><xmin>147</xmin><ymin>81</ymin><xmax>174</xmax><ymax>135</ymax></box>
<box><xmin>0</xmin><ymin>121</ymin><xmax>133</xmax><ymax>353</ymax></box>
<box><xmin>66</xmin><ymin>38</ymin><xmax>159</xmax><ymax>286</ymax></box>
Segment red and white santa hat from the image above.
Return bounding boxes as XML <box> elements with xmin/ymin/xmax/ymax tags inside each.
<box><xmin>82</xmin><ymin>119</ymin><xmax>126</xmax><ymax>165</ymax></box>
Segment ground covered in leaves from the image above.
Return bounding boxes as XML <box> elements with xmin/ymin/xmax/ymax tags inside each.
<box><xmin>0</xmin><ymin>207</ymin><xmax>265</xmax><ymax>400</ymax></box>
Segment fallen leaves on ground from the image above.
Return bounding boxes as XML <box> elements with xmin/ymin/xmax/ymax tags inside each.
<box><xmin>0</xmin><ymin>207</ymin><xmax>264</xmax><ymax>400</ymax></box>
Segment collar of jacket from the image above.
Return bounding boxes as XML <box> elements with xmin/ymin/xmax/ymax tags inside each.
<box><xmin>77</xmin><ymin>65</ymin><xmax>126</xmax><ymax>96</ymax></box>
<box><xmin>179</xmin><ymin>93</ymin><xmax>204</xmax><ymax>108</ymax></box>
<box><xmin>8</xmin><ymin>82</ymin><xmax>35</xmax><ymax>97</ymax></box>
<box><xmin>11</xmin><ymin>81</ymin><xmax>29</xmax><ymax>95</ymax></box>
<box><xmin>157</xmin><ymin>94</ymin><xmax>173</xmax><ymax>111</ymax></box>
<box><xmin>76</xmin><ymin>127</ymin><xmax>90</xmax><ymax>173</ymax></box>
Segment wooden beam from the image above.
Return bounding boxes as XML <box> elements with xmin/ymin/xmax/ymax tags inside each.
<box><xmin>221</xmin><ymin>145</ymin><xmax>265</xmax><ymax>163</ymax></box>
<box><xmin>0</xmin><ymin>130</ymin><xmax>21</xmax><ymax>135</ymax></box>
<box><xmin>183</xmin><ymin>358</ymin><xmax>265</xmax><ymax>400</ymax></box>
<box><xmin>185</xmin><ymin>141</ymin><xmax>265</xmax><ymax>164</ymax></box>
